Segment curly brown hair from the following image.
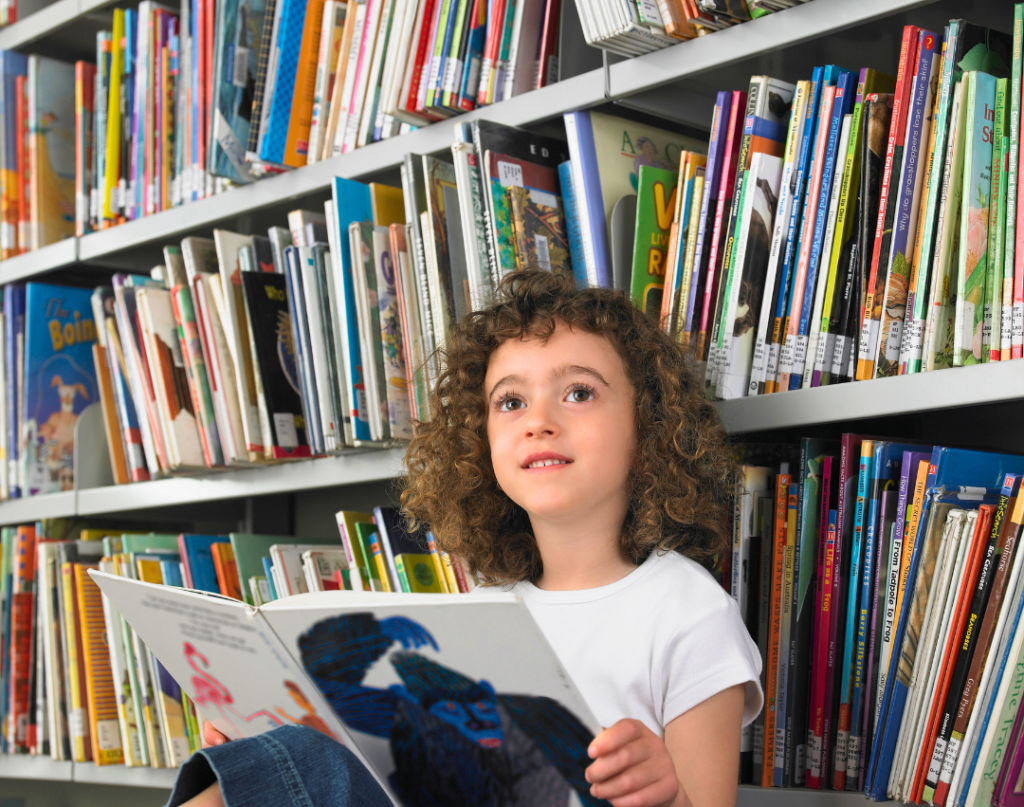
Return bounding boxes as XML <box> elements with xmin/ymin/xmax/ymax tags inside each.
<box><xmin>400</xmin><ymin>269</ymin><xmax>734</xmax><ymax>586</ymax></box>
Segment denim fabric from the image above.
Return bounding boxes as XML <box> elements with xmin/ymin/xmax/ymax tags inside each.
<box><xmin>165</xmin><ymin>725</ymin><xmax>393</xmax><ymax>807</ymax></box>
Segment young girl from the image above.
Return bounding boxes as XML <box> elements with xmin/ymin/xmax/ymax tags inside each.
<box><xmin>176</xmin><ymin>269</ymin><xmax>762</xmax><ymax>807</ymax></box>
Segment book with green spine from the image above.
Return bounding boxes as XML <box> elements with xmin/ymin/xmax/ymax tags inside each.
<box><xmin>984</xmin><ymin>79</ymin><xmax>1008</xmax><ymax>361</ymax></box>
<box><xmin>954</xmin><ymin>71</ymin><xmax>996</xmax><ymax>367</ymax></box>
<box><xmin>1003</xmin><ymin>6</ymin><xmax>1023</xmax><ymax>360</ymax></box>
<box><xmin>630</xmin><ymin>164</ymin><xmax>678</xmax><ymax>315</ymax></box>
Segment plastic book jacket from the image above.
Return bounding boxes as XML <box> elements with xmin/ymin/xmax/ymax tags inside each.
<box><xmin>21</xmin><ymin>283</ymin><xmax>98</xmax><ymax>495</ymax></box>
<box><xmin>29</xmin><ymin>56</ymin><xmax>76</xmax><ymax>248</ymax></box>
<box><xmin>630</xmin><ymin>165</ymin><xmax>677</xmax><ymax>314</ymax></box>
<box><xmin>92</xmin><ymin>572</ymin><xmax>608</xmax><ymax>807</ymax></box>
<box><xmin>586</xmin><ymin>111</ymin><xmax>704</xmax><ymax>236</ymax></box>
<box><xmin>210</xmin><ymin>0</ymin><xmax>269</xmax><ymax>183</ymax></box>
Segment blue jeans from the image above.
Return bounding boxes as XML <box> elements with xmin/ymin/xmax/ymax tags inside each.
<box><xmin>165</xmin><ymin>725</ymin><xmax>393</xmax><ymax>807</ymax></box>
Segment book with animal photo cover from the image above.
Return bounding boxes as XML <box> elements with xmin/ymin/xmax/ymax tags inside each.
<box><xmin>92</xmin><ymin>571</ymin><xmax>608</xmax><ymax>807</ymax></box>
<box><xmin>22</xmin><ymin>283</ymin><xmax>99</xmax><ymax>495</ymax></box>
<box><xmin>239</xmin><ymin>272</ymin><xmax>311</xmax><ymax>459</ymax></box>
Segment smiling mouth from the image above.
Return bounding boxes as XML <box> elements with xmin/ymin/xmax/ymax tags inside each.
<box><xmin>524</xmin><ymin>459</ymin><xmax>572</xmax><ymax>469</ymax></box>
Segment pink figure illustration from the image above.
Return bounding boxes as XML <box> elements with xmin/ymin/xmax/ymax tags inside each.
<box><xmin>184</xmin><ymin>642</ymin><xmax>284</xmax><ymax>736</ymax></box>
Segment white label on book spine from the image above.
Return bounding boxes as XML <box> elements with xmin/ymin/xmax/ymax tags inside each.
<box><xmin>774</xmin><ymin>726</ymin><xmax>786</xmax><ymax>768</ymax></box>
<box><xmin>778</xmin><ymin>334</ymin><xmax>796</xmax><ymax>374</ymax></box>
<box><xmin>497</xmin><ymin>161</ymin><xmax>524</xmax><ymax>188</ymax></box>
<box><xmin>846</xmin><ymin>736</ymin><xmax>861</xmax><ymax>778</ymax></box>
<box><xmin>272</xmin><ymin>413</ymin><xmax>299</xmax><ymax>449</ymax></box>
<box><xmin>927</xmin><ymin>737</ymin><xmax>948</xmax><ymax>782</ymax></box>
<box><xmin>791</xmin><ymin>334</ymin><xmax>808</xmax><ymax>371</ymax></box>
<box><xmin>795</xmin><ymin>743</ymin><xmax>806</xmax><ymax>785</ymax></box>
<box><xmin>960</xmin><ymin>301</ymin><xmax>976</xmax><ymax>350</ymax></box>
<box><xmin>97</xmin><ymin>719</ymin><xmax>121</xmax><ymax>751</ymax></box>
<box><xmin>531</xmin><ymin>189</ymin><xmax>558</xmax><ymax>210</ymax></box>
<box><xmin>1013</xmin><ymin>302</ymin><xmax>1024</xmax><ymax>345</ymax></box>
<box><xmin>858</xmin><ymin>318</ymin><xmax>878</xmax><ymax>362</ymax></box>
<box><xmin>813</xmin><ymin>331</ymin><xmax>830</xmax><ymax>370</ymax></box>
<box><xmin>231</xmin><ymin>46</ymin><xmax>250</xmax><ymax>88</ymax></box>
<box><xmin>831</xmin><ymin>334</ymin><xmax>848</xmax><ymax>376</ymax></box>
<box><xmin>749</xmin><ymin>342</ymin><xmax>766</xmax><ymax>393</ymax></box>
<box><xmin>753</xmin><ymin>724</ymin><xmax>763</xmax><ymax>763</ymax></box>
<box><xmin>442</xmin><ymin>58</ymin><xmax>461</xmax><ymax>94</ymax></box>
<box><xmin>213</xmin><ymin>108</ymin><xmax>250</xmax><ymax>176</ymax></box>
<box><xmin>905</xmin><ymin>317</ymin><xmax>924</xmax><ymax>354</ymax></box>
<box><xmin>1001</xmin><ymin>303</ymin><xmax>1013</xmax><ymax>350</ymax></box>
<box><xmin>765</xmin><ymin>343</ymin><xmax>781</xmax><ymax>384</ymax></box>
<box><xmin>70</xmin><ymin>708</ymin><xmax>87</xmax><ymax>739</ymax></box>
<box><xmin>76</xmin><ymin>193</ymin><xmax>88</xmax><ymax>229</ymax></box>
<box><xmin>983</xmin><ymin>302</ymin><xmax>994</xmax><ymax>347</ymax></box>
<box><xmin>940</xmin><ymin>736</ymin><xmax>960</xmax><ymax>780</ymax></box>
<box><xmin>884</xmin><ymin>318</ymin><xmax>902</xmax><ymax>361</ymax></box>
<box><xmin>808</xmin><ymin>732</ymin><xmax>821</xmax><ymax>778</ymax></box>
<box><xmin>534</xmin><ymin>234</ymin><xmax>550</xmax><ymax>270</ymax></box>
<box><xmin>834</xmin><ymin>730</ymin><xmax>848</xmax><ymax>772</ymax></box>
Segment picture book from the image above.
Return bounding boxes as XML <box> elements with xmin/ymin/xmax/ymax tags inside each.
<box><xmin>630</xmin><ymin>164</ymin><xmax>677</xmax><ymax>314</ymax></box>
<box><xmin>504</xmin><ymin>158</ymin><xmax>571</xmax><ymax>278</ymax></box>
<box><xmin>92</xmin><ymin>572</ymin><xmax>605</xmax><ymax>807</ymax></box>
<box><xmin>27</xmin><ymin>56</ymin><xmax>76</xmax><ymax>250</ymax></box>
<box><xmin>21</xmin><ymin>283</ymin><xmax>98</xmax><ymax>496</ymax></box>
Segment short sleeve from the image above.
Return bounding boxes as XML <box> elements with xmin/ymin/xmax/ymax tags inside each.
<box><xmin>658</xmin><ymin>589</ymin><xmax>763</xmax><ymax>728</ymax></box>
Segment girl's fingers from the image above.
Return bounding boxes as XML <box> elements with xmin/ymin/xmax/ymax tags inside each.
<box><xmin>607</xmin><ymin>777</ymin><xmax>679</xmax><ymax>807</ymax></box>
<box><xmin>585</xmin><ymin>739</ymin><xmax>648</xmax><ymax>784</ymax></box>
<box><xmin>589</xmin><ymin>719</ymin><xmax>643</xmax><ymax>759</ymax></box>
<box><xmin>589</xmin><ymin>759</ymin><xmax>669</xmax><ymax>801</ymax></box>
<box><xmin>203</xmin><ymin>721</ymin><xmax>229</xmax><ymax>748</ymax></box>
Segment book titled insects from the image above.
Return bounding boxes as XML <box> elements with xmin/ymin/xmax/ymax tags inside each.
<box><xmin>21</xmin><ymin>282</ymin><xmax>98</xmax><ymax>495</ymax></box>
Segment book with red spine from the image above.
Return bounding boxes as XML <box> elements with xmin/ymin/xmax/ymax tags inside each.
<box><xmin>9</xmin><ymin>525</ymin><xmax>37</xmax><ymax>752</ymax></box>
<box><xmin>761</xmin><ymin>471</ymin><xmax>791</xmax><ymax>787</ymax></box>
<box><xmin>696</xmin><ymin>89</ymin><xmax>746</xmax><ymax>361</ymax></box>
<box><xmin>477</xmin><ymin>0</ymin><xmax>509</xmax><ymax>107</ymax></box>
<box><xmin>534</xmin><ymin>0</ymin><xmax>561</xmax><ymax>90</ymax></box>
<box><xmin>807</xmin><ymin>455</ymin><xmax>836</xmax><ymax>788</ymax></box>
<box><xmin>856</xmin><ymin>25</ymin><xmax>921</xmax><ymax>379</ymax></box>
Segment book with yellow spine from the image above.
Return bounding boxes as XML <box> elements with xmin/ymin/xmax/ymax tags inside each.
<box><xmin>75</xmin><ymin>563</ymin><xmax>124</xmax><ymax>765</ymax></box>
<box><xmin>102</xmin><ymin>9</ymin><xmax>124</xmax><ymax>220</ymax></box>
<box><xmin>61</xmin><ymin>560</ymin><xmax>92</xmax><ymax>761</ymax></box>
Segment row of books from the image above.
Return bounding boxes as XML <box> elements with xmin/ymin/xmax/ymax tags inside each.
<box><xmin>0</xmin><ymin>174</ymin><xmax>428</xmax><ymax>499</ymax></box>
<box><xmin>577</xmin><ymin>0</ymin><xmax>803</xmax><ymax>56</ymax></box>
<box><xmin>0</xmin><ymin>0</ymin><xmax>572</xmax><ymax>257</ymax></box>
<box><xmin>632</xmin><ymin>9</ymin><xmax>1024</xmax><ymax>401</ymax></box>
<box><xmin>728</xmin><ymin>436</ymin><xmax>1024</xmax><ymax>807</ymax></box>
<box><xmin>0</xmin><ymin>507</ymin><xmax>474</xmax><ymax>764</ymax></box>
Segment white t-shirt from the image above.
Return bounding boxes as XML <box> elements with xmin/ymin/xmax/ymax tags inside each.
<box><xmin>480</xmin><ymin>550</ymin><xmax>763</xmax><ymax>737</ymax></box>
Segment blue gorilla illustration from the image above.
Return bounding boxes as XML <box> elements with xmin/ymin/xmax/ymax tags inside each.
<box><xmin>298</xmin><ymin>612</ymin><xmax>609</xmax><ymax>807</ymax></box>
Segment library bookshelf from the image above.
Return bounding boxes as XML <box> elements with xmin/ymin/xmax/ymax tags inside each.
<box><xmin>0</xmin><ymin>0</ymin><xmax>1017</xmax><ymax>801</ymax></box>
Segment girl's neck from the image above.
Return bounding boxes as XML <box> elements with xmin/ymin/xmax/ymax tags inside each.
<box><xmin>531</xmin><ymin>515</ymin><xmax>637</xmax><ymax>592</ymax></box>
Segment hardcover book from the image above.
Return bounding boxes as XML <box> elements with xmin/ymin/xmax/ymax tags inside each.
<box><xmin>630</xmin><ymin>164</ymin><xmax>677</xmax><ymax>314</ymax></box>
<box><xmin>21</xmin><ymin>283</ymin><xmax>99</xmax><ymax>495</ymax></box>
<box><xmin>28</xmin><ymin>55</ymin><xmax>76</xmax><ymax>249</ymax></box>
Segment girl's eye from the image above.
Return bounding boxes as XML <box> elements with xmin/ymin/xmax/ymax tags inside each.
<box><xmin>566</xmin><ymin>385</ymin><xmax>595</xmax><ymax>403</ymax></box>
<box><xmin>495</xmin><ymin>395</ymin><xmax>524</xmax><ymax>412</ymax></box>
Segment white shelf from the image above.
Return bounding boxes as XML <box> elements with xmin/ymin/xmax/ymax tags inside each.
<box><xmin>72</xmin><ymin>761</ymin><xmax>177</xmax><ymax>788</ymax></box>
<box><xmin>716</xmin><ymin>359</ymin><xmax>1024</xmax><ymax>434</ymax></box>
<box><xmin>0</xmin><ymin>754</ymin><xmax>73</xmax><ymax>781</ymax></box>
<box><xmin>0</xmin><ymin>237</ymin><xmax>76</xmax><ymax>284</ymax></box>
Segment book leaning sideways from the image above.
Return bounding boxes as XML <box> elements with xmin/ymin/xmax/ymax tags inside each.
<box><xmin>91</xmin><ymin>571</ymin><xmax>608</xmax><ymax>807</ymax></box>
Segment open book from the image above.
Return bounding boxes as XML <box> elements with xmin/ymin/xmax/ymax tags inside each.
<box><xmin>91</xmin><ymin>570</ymin><xmax>605</xmax><ymax>806</ymax></box>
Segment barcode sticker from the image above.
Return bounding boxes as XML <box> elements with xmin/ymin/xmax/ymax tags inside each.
<box><xmin>497</xmin><ymin>161</ymin><xmax>523</xmax><ymax>188</ymax></box>
<box><xmin>884</xmin><ymin>319</ymin><xmax>902</xmax><ymax>361</ymax></box>
<box><xmin>273</xmin><ymin>413</ymin><xmax>299</xmax><ymax>449</ymax></box>
<box><xmin>228</xmin><ymin>44</ymin><xmax>250</xmax><ymax>88</ymax></box>
<box><xmin>534</xmin><ymin>233</ymin><xmax>550</xmax><ymax>270</ymax></box>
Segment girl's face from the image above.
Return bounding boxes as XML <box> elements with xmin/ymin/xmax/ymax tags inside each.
<box><xmin>484</xmin><ymin>322</ymin><xmax>637</xmax><ymax>526</ymax></box>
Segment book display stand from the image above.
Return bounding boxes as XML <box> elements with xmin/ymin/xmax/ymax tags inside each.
<box><xmin>0</xmin><ymin>0</ymin><xmax>1017</xmax><ymax>803</ymax></box>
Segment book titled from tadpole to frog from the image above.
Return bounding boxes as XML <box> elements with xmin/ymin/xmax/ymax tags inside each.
<box><xmin>91</xmin><ymin>570</ymin><xmax>610</xmax><ymax>807</ymax></box>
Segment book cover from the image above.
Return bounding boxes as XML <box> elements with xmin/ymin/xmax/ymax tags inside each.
<box><xmin>370</xmin><ymin>233</ymin><xmax>412</xmax><ymax>441</ymax></box>
<box><xmin>630</xmin><ymin>164</ymin><xmax>677</xmax><ymax>314</ymax></box>
<box><xmin>177</xmin><ymin>534</ymin><xmax>224</xmax><ymax>594</ymax></box>
<box><xmin>240</xmin><ymin>271</ymin><xmax>311</xmax><ymax>458</ymax></box>
<box><xmin>22</xmin><ymin>283</ymin><xmax>99</xmax><ymax>496</ymax></box>
<box><xmin>27</xmin><ymin>56</ymin><xmax>75</xmax><ymax>249</ymax></box>
<box><xmin>95</xmin><ymin>571</ymin><xmax>606</xmax><ymax>807</ymax></box>
<box><xmin>212</xmin><ymin>542</ymin><xmax>243</xmax><ymax>600</ymax></box>
<box><xmin>210</xmin><ymin>0</ymin><xmax>269</xmax><ymax>182</ymax></box>
<box><xmin>954</xmin><ymin>71</ymin><xmax>996</xmax><ymax>366</ymax></box>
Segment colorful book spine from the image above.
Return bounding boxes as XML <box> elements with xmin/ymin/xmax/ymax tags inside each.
<box><xmin>985</xmin><ymin>81</ymin><xmax>1008</xmax><ymax>362</ymax></box>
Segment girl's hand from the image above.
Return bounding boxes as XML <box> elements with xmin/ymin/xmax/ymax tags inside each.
<box><xmin>585</xmin><ymin>718</ymin><xmax>680</xmax><ymax>807</ymax></box>
<box><xmin>203</xmin><ymin>721</ymin><xmax>230</xmax><ymax>748</ymax></box>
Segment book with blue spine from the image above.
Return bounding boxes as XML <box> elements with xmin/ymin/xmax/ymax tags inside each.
<box><xmin>284</xmin><ymin>246</ymin><xmax>323</xmax><ymax>454</ymax></box>
<box><xmin>179</xmin><ymin>534</ymin><xmax>227</xmax><ymax>594</ymax></box>
<box><xmin>789</xmin><ymin>66</ymin><xmax>856</xmax><ymax>390</ymax></box>
<box><xmin>261</xmin><ymin>556</ymin><xmax>278</xmax><ymax>600</ymax></box>
<box><xmin>833</xmin><ymin>438</ymin><xmax>873</xmax><ymax>790</ymax></box>
<box><xmin>865</xmin><ymin>447</ymin><xmax>1024</xmax><ymax>800</ymax></box>
<box><xmin>558</xmin><ymin>161</ymin><xmax>588</xmax><ymax>289</ymax></box>
<box><xmin>330</xmin><ymin>176</ymin><xmax>374</xmax><ymax>443</ymax></box>
<box><xmin>762</xmin><ymin>67</ymin><xmax>823</xmax><ymax>393</ymax></box>
<box><xmin>21</xmin><ymin>283</ymin><xmax>98</xmax><ymax>496</ymax></box>
<box><xmin>259</xmin><ymin>0</ymin><xmax>309</xmax><ymax>165</ymax></box>
<box><xmin>210</xmin><ymin>0</ymin><xmax>269</xmax><ymax>183</ymax></box>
